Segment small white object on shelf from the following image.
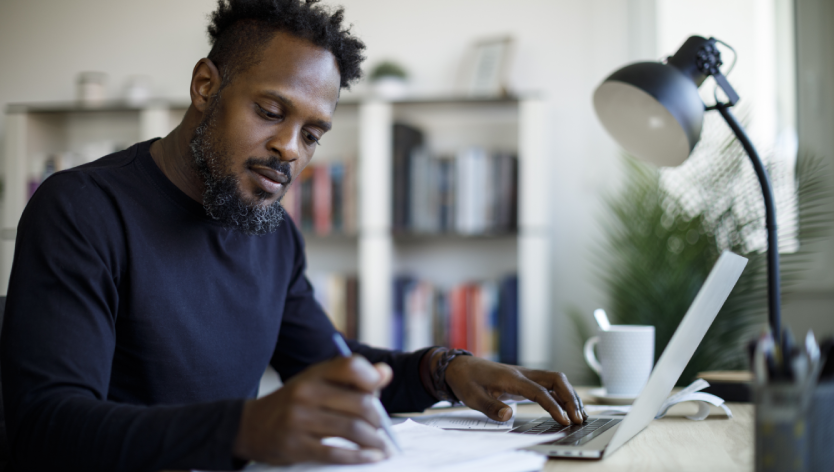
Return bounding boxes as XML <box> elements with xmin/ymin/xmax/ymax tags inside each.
<box><xmin>124</xmin><ymin>75</ymin><xmax>153</xmax><ymax>106</ymax></box>
<box><xmin>77</xmin><ymin>71</ymin><xmax>108</xmax><ymax>107</ymax></box>
<box><xmin>371</xmin><ymin>76</ymin><xmax>408</xmax><ymax>100</ymax></box>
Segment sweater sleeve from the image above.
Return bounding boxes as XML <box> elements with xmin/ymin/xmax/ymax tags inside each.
<box><xmin>0</xmin><ymin>172</ymin><xmax>245</xmax><ymax>472</ymax></box>
<box><xmin>269</xmin><ymin>220</ymin><xmax>437</xmax><ymax>413</ymax></box>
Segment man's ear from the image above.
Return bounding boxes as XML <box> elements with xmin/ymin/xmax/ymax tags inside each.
<box><xmin>190</xmin><ymin>58</ymin><xmax>222</xmax><ymax>113</ymax></box>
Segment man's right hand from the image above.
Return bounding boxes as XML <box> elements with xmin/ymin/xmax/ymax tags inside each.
<box><xmin>232</xmin><ymin>355</ymin><xmax>393</xmax><ymax>465</ymax></box>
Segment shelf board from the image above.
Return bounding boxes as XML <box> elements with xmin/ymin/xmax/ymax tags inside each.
<box><xmin>7</xmin><ymin>94</ymin><xmax>536</xmax><ymax>115</ymax></box>
<box><xmin>6</xmin><ymin>99</ymin><xmax>191</xmax><ymax>114</ymax></box>
<box><xmin>336</xmin><ymin>94</ymin><xmax>538</xmax><ymax>107</ymax></box>
<box><xmin>301</xmin><ymin>231</ymin><xmax>518</xmax><ymax>244</ymax></box>
<box><xmin>393</xmin><ymin>231</ymin><xmax>518</xmax><ymax>242</ymax></box>
<box><xmin>301</xmin><ymin>232</ymin><xmax>359</xmax><ymax>243</ymax></box>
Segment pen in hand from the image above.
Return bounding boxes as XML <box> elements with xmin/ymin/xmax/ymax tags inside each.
<box><xmin>332</xmin><ymin>333</ymin><xmax>403</xmax><ymax>454</ymax></box>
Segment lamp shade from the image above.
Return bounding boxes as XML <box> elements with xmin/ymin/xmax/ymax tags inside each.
<box><xmin>593</xmin><ymin>61</ymin><xmax>705</xmax><ymax>167</ymax></box>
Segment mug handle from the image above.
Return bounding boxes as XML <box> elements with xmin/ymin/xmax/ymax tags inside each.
<box><xmin>584</xmin><ymin>336</ymin><xmax>602</xmax><ymax>375</ymax></box>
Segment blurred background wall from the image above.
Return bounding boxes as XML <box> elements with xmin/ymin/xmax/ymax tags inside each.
<box><xmin>0</xmin><ymin>0</ymin><xmax>830</xmax><ymax>382</ymax></box>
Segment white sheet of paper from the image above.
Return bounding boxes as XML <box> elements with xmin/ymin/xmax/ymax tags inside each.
<box><xmin>416</xmin><ymin>403</ymin><xmax>516</xmax><ymax>430</ymax></box>
<box><xmin>243</xmin><ymin>419</ymin><xmax>564</xmax><ymax>472</ymax></box>
<box><xmin>429</xmin><ymin>398</ymin><xmax>533</xmax><ymax>409</ymax></box>
<box><xmin>584</xmin><ymin>405</ymin><xmax>632</xmax><ymax>415</ymax></box>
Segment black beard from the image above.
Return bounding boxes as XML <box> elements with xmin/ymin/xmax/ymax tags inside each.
<box><xmin>189</xmin><ymin>99</ymin><xmax>289</xmax><ymax>236</ymax></box>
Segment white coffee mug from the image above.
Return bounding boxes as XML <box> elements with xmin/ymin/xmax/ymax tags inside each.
<box><xmin>583</xmin><ymin>325</ymin><xmax>655</xmax><ymax>395</ymax></box>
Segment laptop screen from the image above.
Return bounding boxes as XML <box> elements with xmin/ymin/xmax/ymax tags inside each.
<box><xmin>604</xmin><ymin>251</ymin><xmax>747</xmax><ymax>457</ymax></box>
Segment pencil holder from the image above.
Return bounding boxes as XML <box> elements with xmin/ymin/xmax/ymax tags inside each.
<box><xmin>754</xmin><ymin>383</ymin><xmax>811</xmax><ymax>472</ymax></box>
<box><xmin>809</xmin><ymin>380</ymin><xmax>834</xmax><ymax>472</ymax></box>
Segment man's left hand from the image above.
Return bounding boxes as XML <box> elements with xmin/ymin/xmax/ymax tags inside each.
<box><xmin>444</xmin><ymin>356</ymin><xmax>588</xmax><ymax>425</ymax></box>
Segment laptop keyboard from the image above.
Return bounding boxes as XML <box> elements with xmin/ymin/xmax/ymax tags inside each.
<box><xmin>508</xmin><ymin>418</ymin><xmax>621</xmax><ymax>446</ymax></box>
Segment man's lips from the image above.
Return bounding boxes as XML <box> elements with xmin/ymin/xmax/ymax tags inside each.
<box><xmin>249</xmin><ymin>165</ymin><xmax>289</xmax><ymax>194</ymax></box>
<box><xmin>250</xmin><ymin>165</ymin><xmax>289</xmax><ymax>184</ymax></box>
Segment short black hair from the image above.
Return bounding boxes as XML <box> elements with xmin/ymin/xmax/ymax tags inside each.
<box><xmin>207</xmin><ymin>0</ymin><xmax>365</xmax><ymax>89</ymax></box>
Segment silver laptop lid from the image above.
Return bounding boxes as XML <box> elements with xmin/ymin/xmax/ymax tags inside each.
<box><xmin>603</xmin><ymin>251</ymin><xmax>747</xmax><ymax>457</ymax></box>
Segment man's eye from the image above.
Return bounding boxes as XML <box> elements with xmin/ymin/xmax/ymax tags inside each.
<box><xmin>305</xmin><ymin>133</ymin><xmax>321</xmax><ymax>146</ymax></box>
<box><xmin>257</xmin><ymin>105</ymin><xmax>282</xmax><ymax>120</ymax></box>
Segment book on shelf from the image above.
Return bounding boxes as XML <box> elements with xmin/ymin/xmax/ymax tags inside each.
<box><xmin>312</xmin><ymin>165</ymin><xmax>332</xmax><ymax>235</ymax></box>
<box><xmin>282</xmin><ymin>160</ymin><xmax>356</xmax><ymax>236</ymax></box>
<box><xmin>309</xmin><ymin>273</ymin><xmax>360</xmax><ymax>340</ymax></box>
<box><xmin>392</xmin><ymin>123</ymin><xmax>425</xmax><ymax>232</ymax></box>
<box><xmin>392</xmin><ymin>275</ymin><xmax>518</xmax><ymax>363</ymax></box>
<box><xmin>392</xmin><ymin>122</ymin><xmax>518</xmax><ymax>236</ymax></box>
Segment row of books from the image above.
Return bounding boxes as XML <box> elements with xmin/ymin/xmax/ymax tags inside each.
<box><xmin>283</xmin><ymin>161</ymin><xmax>357</xmax><ymax>236</ymax></box>
<box><xmin>393</xmin><ymin>123</ymin><xmax>519</xmax><ymax>235</ymax></box>
<box><xmin>393</xmin><ymin>275</ymin><xmax>519</xmax><ymax>364</ymax></box>
<box><xmin>310</xmin><ymin>271</ymin><xmax>520</xmax><ymax>365</ymax></box>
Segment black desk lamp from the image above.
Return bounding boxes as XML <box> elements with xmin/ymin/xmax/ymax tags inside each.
<box><xmin>592</xmin><ymin>35</ymin><xmax>781</xmax><ymax>342</ymax></box>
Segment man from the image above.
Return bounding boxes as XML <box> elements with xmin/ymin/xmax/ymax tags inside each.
<box><xmin>0</xmin><ymin>0</ymin><xmax>586</xmax><ymax>470</ymax></box>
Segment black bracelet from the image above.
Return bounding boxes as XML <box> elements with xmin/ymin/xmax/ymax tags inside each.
<box><xmin>432</xmin><ymin>348</ymin><xmax>473</xmax><ymax>403</ymax></box>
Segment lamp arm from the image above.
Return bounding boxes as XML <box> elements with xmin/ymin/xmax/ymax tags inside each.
<box><xmin>715</xmin><ymin>103</ymin><xmax>781</xmax><ymax>341</ymax></box>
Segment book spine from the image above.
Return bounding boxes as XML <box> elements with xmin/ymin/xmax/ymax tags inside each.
<box><xmin>282</xmin><ymin>176</ymin><xmax>302</xmax><ymax>225</ymax></box>
<box><xmin>498</xmin><ymin>275</ymin><xmax>519</xmax><ymax>365</ymax></box>
<box><xmin>405</xmin><ymin>281</ymin><xmax>434</xmax><ymax>351</ymax></box>
<box><xmin>345</xmin><ymin>276</ymin><xmax>359</xmax><ymax>340</ymax></box>
<box><xmin>449</xmin><ymin>286</ymin><xmax>468</xmax><ymax>350</ymax></box>
<box><xmin>392</xmin><ymin>277</ymin><xmax>412</xmax><ymax>351</ymax></box>
<box><xmin>468</xmin><ymin>284</ymin><xmax>483</xmax><ymax>357</ymax></box>
<box><xmin>313</xmin><ymin>165</ymin><xmax>332</xmax><ymax>235</ymax></box>
<box><xmin>342</xmin><ymin>159</ymin><xmax>356</xmax><ymax>235</ymax></box>
<box><xmin>327</xmin><ymin>274</ymin><xmax>347</xmax><ymax>333</ymax></box>
<box><xmin>330</xmin><ymin>162</ymin><xmax>345</xmax><ymax>234</ymax></box>
<box><xmin>299</xmin><ymin>167</ymin><xmax>315</xmax><ymax>233</ymax></box>
<box><xmin>455</xmin><ymin>149</ymin><xmax>469</xmax><ymax>234</ymax></box>
<box><xmin>433</xmin><ymin>290</ymin><xmax>448</xmax><ymax>347</ymax></box>
<box><xmin>393</xmin><ymin>124</ymin><xmax>424</xmax><ymax>232</ymax></box>
<box><xmin>481</xmin><ymin>282</ymin><xmax>499</xmax><ymax>361</ymax></box>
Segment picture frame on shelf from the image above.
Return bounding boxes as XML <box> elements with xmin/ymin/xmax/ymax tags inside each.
<box><xmin>457</xmin><ymin>36</ymin><xmax>515</xmax><ymax>97</ymax></box>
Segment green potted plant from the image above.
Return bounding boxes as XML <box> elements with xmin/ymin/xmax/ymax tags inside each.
<box><xmin>573</xmin><ymin>117</ymin><xmax>830</xmax><ymax>386</ymax></box>
<box><xmin>369</xmin><ymin>60</ymin><xmax>409</xmax><ymax>99</ymax></box>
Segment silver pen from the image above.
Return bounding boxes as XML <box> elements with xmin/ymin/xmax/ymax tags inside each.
<box><xmin>331</xmin><ymin>333</ymin><xmax>403</xmax><ymax>453</ymax></box>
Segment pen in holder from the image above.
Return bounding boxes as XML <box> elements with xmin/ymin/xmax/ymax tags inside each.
<box><xmin>752</xmin><ymin>330</ymin><xmax>833</xmax><ymax>472</ymax></box>
<box><xmin>754</xmin><ymin>382</ymin><xmax>811</xmax><ymax>472</ymax></box>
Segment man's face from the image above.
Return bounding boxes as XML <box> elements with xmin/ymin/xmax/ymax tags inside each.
<box><xmin>191</xmin><ymin>30</ymin><xmax>341</xmax><ymax>235</ymax></box>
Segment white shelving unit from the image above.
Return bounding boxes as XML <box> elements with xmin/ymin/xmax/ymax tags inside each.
<box><xmin>3</xmin><ymin>96</ymin><xmax>551</xmax><ymax>369</ymax></box>
<box><xmin>2</xmin><ymin>101</ymin><xmax>187</xmax><ymax>293</ymax></box>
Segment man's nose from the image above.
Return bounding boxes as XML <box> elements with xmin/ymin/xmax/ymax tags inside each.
<box><xmin>266</xmin><ymin>126</ymin><xmax>300</xmax><ymax>162</ymax></box>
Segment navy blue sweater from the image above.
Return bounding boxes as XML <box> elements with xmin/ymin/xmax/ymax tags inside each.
<box><xmin>0</xmin><ymin>139</ymin><xmax>436</xmax><ymax>471</ymax></box>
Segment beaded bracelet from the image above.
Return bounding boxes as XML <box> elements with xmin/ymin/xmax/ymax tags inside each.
<box><xmin>432</xmin><ymin>348</ymin><xmax>473</xmax><ymax>403</ymax></box>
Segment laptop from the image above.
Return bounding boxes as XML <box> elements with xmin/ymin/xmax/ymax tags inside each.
<box><xmin>514</xmin><ymin>251</ymin><xmax>747</xmax><ymax>459</ymax></box>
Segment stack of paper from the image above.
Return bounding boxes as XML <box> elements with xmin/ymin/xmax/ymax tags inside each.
<box><xmin>245</xmin><ymin>419</ymin><xmax>563</xmax><ymax>472</ymax></box>
<box><xmin>413</xmin><ymin>403</ymin><xmax>516</xmax><ymax>430</ymax></box>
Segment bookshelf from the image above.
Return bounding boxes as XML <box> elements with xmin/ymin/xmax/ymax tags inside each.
<box><xmin>355</xmin><ymin>97</ymin><xmax>550</xmax><ymax>369</ymax></box>
<box><xmin>2</xmin><ymin>95</ymin><xmax>551</xmax><ymax>369</ymax></box>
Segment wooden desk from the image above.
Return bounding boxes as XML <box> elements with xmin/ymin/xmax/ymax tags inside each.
<box><xmin>410</xmin><ymin>388</ymin><xmax>753</xmax><ymax>472</ymax></box>
<box><xmin>530</xmin><ymin>403</ymin><xmax>753</xmax><ymax>471</ymax></box>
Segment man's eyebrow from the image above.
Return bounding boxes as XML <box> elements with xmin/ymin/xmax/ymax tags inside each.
<box><xmin>315</xmin><ymin>119</ymin><xmax>332</xmax><ymax>132</ymax></box>
<box><xmin>262</xmin><ymin>90</ymin><xmax>332</xmax><ymax>131</ymax></box>
<box><xmin>262</xmin><ymin>90</ymin><xmax>295</xmax><ymax>108</ymax></box>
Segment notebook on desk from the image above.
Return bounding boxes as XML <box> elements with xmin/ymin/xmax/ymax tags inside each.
<box><xmin>513</xmin><ymin>251</ymin><xmax>747</xmax><ymax>459</ymax></box>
